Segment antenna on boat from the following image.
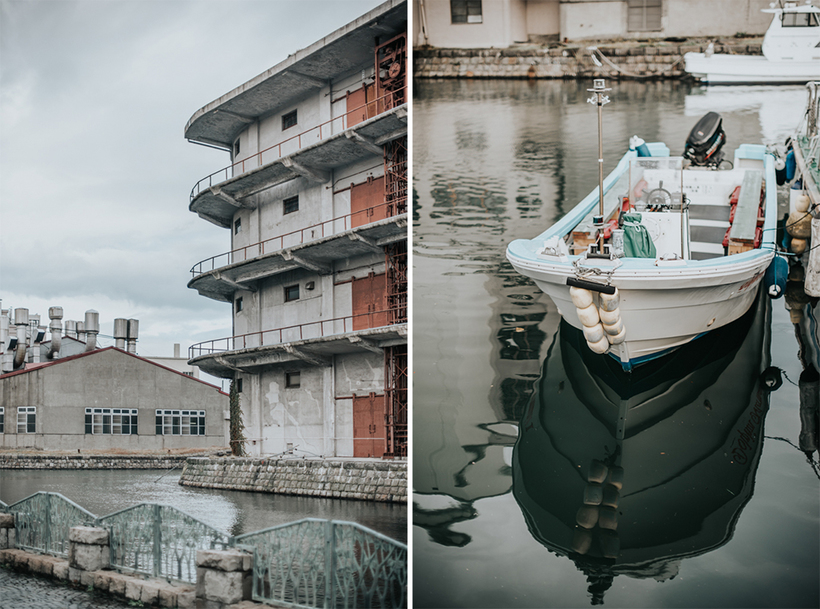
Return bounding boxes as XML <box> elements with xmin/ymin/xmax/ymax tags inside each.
<box><xmin>588</xmin><ymin>79</ymin><xmax>611</xmax><ymax>254</ymax></box>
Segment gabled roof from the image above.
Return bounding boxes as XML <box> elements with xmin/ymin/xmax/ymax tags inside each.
<box><xmin>0</xmin><ymin>346</ymin><xmax>227</xmax><ymax>395</ymax></box>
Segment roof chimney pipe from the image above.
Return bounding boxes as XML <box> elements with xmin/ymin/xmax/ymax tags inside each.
<box><xmin>127</xmin><ymin>319</ymin><xmax>139</xmax><ymax>354</ymax></box>
<box><xmin>30</xmin><ymin>315</ymin><xmax>44</xmax><ymax>364</ymax></box>
<box><xmin>77</xmin><ymin>321</ymin><xmax>86</xmax><ymax>343</ymax></box>
<box><xmin>13</xmin><ymin>308</ymin><xmax>29</xmax><ymax>369</ymax></box>
<box><xmin>84</xmin><ymin>310</ymin><xmax>99</xmax><ymax>352</ymax></box>
<box><xmin>113</xmin><ymin>318</ymin><xmax>128</xmax><ymax>350</ymax></box>
<box><xmin>1</xmin><ymin>309</ymin><xmax>12</xmax><ymax>373</ymax></box>
<box><xmin>46</xmin><ymin>307</ymin><xmax>63</xmax><ymax>360</ymax></box>
<box><xmin>65</xmin><ymin>320</ymin><xmax>77</xmax><ymax>339</ymax></box>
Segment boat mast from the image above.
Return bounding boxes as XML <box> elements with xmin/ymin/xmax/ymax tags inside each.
<box><xmin>588</xmin><ymin>79</ymin><xmax>611</xmax><ymax>252</ymax></box>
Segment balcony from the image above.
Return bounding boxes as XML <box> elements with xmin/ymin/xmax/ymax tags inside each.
<box><xmin>188</xmin><ymin>199</ymin><xmax>407</xmax><ymax>302</ymax></box>
<box><xmin>189</xmin><ymin>92</ymin><xmax>407</xmax><ymax>229</ymax></box>
<box><xmin>188</xmin><ymin>309</ymin><xmax>407</xmax><ymax>378</ymax></box>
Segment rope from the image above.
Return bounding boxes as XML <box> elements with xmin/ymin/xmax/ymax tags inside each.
<box><xmin>587</xmin><ymin>47</ymin><xmax>684</xmax><ymax>79</ymax></box>
<box><xmin>572</xmin><ymin>257</ymin><xmax>623</xmax><ymax>285</ymax></box>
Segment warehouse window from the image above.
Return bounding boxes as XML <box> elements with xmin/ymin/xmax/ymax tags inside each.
<box><xmin>282</xmin><ymin>110</ymin><xmax>297</xmax><ymax>130</ymax></box>
<box><xmin>628</xmin><ymin>0</ymin><xmax>662</xmax><ymax>32</ymax></box>
<box><xmin>0</xmin><ymin>407</ymin><xmax>4</xmax><ymax>433</ymax></box>
<box><xmin>284</xmin><ymin>284</ymin><xmax>300</xmax><ymax>302</ymax></box>
<box><xmin>17</xmin><ymin>407</ymin><xmax>35</xmax><ymax>434</ymax></box>
<box><xmin>155</xmin><ymin>410</ymin><xmax>206</xmax><ymax>436</ymax></box>
<box><xmin>84</xmin><ymin>408</ymin><xmax>138</xmax><ymax>435</ymax></box>
<box><xmin>283</xmin><ymin>195</ymin><xmax>299</xmax><ymax>214</ymax></box>
<box><xmin>235</xmin><ymin>297</ymin><xmax>243</xmax><ymax>313</ymax></box>
<box><xmin>236</xmin><ymin>378</ymin><xmax>243</xmax><ymax>393</ymax></box>
<box><xmin>233</xmin><ymin>139</ymin><xmax>240</xmax><ymax>157</ymax></box>
<box><xmin>285</xmin><ymin>371</ymin><xmax>301</xmax><ymax>388</ymax></box>
<box><xmin>234</xmin><ymin>217</ymin><xmax>241</xmax><ymax>234</ymax></box>
<box><xmin>451</xmin><ymin>0</ymin><xmax>482</xmax><ymax>23</ymax></box>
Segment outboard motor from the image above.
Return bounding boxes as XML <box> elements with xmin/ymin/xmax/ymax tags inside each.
<box><xmin>684</xmin><ymin>111</ymin><xmax>726</xmax><ymax>168</ymax></box>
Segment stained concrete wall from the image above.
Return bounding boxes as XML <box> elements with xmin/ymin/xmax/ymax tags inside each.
<box><xmin>415</xmin><ymin>0</ymin><xmax>530</xmax><ymax>48</ymax></box>
<box><xmin>0</xmin><ymin>348</ymin><xmax>228</xmax><ymax>451</ymax></box>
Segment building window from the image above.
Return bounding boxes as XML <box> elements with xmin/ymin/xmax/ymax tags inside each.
<box><xmin>285</xmin><ymin>371</ymin><xmax>301</xmax><ymax>388</ymax></box>
<box><xmin>451</xmin><ymin>0</ymin><xmax>482</xmax><ymax>23</ymax></box>
<box><xmin>627</xmin><ymin>0</ymin><xmax>662</xmax><ymax>32</ymax></box>
<box><xmin>235</xmin><ymin>297</ymin><xmax>243</xmax><ymax>313</ymax></box>
<box><xmin>0</xmin><ymin>407</ymin><xmax>4</xmax><ymax>433</ymax></box>
<box><xmin>234</xmin><ymin>139</ymin><xmax>240</xmax><ymax>157</ymax></box>
<box><xmin>17</xmin><ymin>407</ymin><xmax>35</xmax><ymax>434</ymax></box>
<box><xmin>234</xmin><ymin>217</ymin><xmax>241</xmax><ymax>234</ymax></box>
<box><xmin>84</xmin><ymin>408</ymin><xmax>138</xmax><ymax>435</ymax></box>
<box><xmin>236</xmin><ymin>378</ymin><xmax>243</xmax><ymax>393</ymax></box>
<box><xmin>284</xmin><ymin>284</ymin><xmax>300</xmax><ymax>302</ymax></box>
<box><xmin>283</xmin><ymin>195</ymin><xmax>299</xmax><ymax>215</ymax></box>
<box><xmin>282</xmin><ymin>110</ymin><xmax>297</xmax><ymax>130</ymax></box>
<box><xmin>155</xmin><ymin>410</ymin><xmax>206</xmax><ymax>436</ymax></box>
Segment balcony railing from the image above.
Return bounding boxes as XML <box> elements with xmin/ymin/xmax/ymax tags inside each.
<box><xmin>190</xmin><ymin>197</ymin><xmax>407</xmax><ymax>278</ymax></box>
<box><xmin>190</xmin><ymin>86</ymin><xmax>407</xmax><ymax>203</ymax></box>
<box><xmin>189</xmin><ymin>307</ymin><xmax>406</xmax><ymax>359</ymax></box>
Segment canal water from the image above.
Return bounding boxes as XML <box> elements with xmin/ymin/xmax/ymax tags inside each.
<box><xmin>0</xmin><ymin>469</ymin><xmax>407</xmax><ymax>542</ymax></box>
<box><xmin>413</xmin><ymin>79</ymin><xmax>819</xmax><ymax>608</ymax></box>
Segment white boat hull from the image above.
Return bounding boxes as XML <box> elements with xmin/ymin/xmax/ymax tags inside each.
<box><xmin>684</xmin><ymin>53</ymin><xmax>820</xmax><ymax>84</ymax></box>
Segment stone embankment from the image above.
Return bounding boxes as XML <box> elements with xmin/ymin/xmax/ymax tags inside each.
<box><xmin>0</xmin><ymin>454</ymin><xmax>190</xmax><ymax>469</ymax></box>
<box><xmin>180</xmin><ymin>457</ymin><xmax>406</xmax><ymax>503</ymax></box>
<box><xmin>414</xmin><ymin>39</ymin><xmax>763</xmax><ymax>79</ymax></box>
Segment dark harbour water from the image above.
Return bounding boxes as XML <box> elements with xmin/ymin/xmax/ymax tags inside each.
<box><xmin>412</xmin><ymin>79</ymin><xmax>819</xmax><ymax>608</ymax></box>
<box><xmin>0</xmin><ymin>469</ymin><xmax>407</xmax><ymax>543</ymax></box>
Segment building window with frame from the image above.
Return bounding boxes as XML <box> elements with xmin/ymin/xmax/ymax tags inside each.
<box><xmin>236</xmin><ymin>378</ymin><xmax>243</xmax><ymax>393</ymax></box>
<box><xmin>233</xmin><ymin>139</ymin><xmax>240</xmax><ymax>157</ymax></box>
<box><xmin>235</xmin><ymin>297</ymin><xmax>243</xmax><ymax>313</ymax></box>
<box><xmin>627</xmin><ymin>0</ymin><xmax>662</xmax><ymax>32</ymax></box>
<box><xmin>285</xmin><ymin>371</ymin><xmax>301</xmax><ymax>388</ymax></box>
<box><xmin>17</xmin><ymin>407</ymin><xmax>35</xmax><ymax>434</ymax></box>
<box><xmin>282</xmin><ymin>109</ymin><xmax>297</xmax><ymax>130</ymax></box>
<box><xmin>0</xmin><ymin>407</ymin><xmax>4</xmax><ymax>433</ymax></box>
<box><xmin>284</xmin><ymin>284</ymin><xmax>300</xmax><ymax>302</ymax></box>
<box><xmin>84</xmin><ymin>408</ymin><xmax>138</xmax><ymax>435</ymax></box>
<box><xmin>451</xmin><ymin>0</ymin><xmax>482</xmax><ymax>23</ymax></box>
<box><xmin>283</xmin><ymin>195</ymin><xmax>299</xmax><ymax>214</ymax></box>
<box><xmin>234</xmin><ymin>217</ymin><xmax>241</xmax><ymax>234</ymax></box>
<box><xmin>155</xmin><ymin>410</ymin><xmax>206</xmax><ymax>436</ymax></box>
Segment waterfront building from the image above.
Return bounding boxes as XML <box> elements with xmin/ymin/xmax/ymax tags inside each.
<box><xmin>185</xmin><ymin>0</ymin><xmax>408</xmax><ymax>459</ymax></box>
<box><xmin>413</xmin><ymin>0</ymin><xmax>772</xmax><ymax>47</ymax></box>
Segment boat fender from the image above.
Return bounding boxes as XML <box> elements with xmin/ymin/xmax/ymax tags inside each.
<box><xmin>571</xmin><ymin>528</ymin><xmax>593</xmax><ymax>555</ymax></box>
<box><xmin>569</xmin><ymin>286</ymin><xmax>594</xmax><ymax>309</ymax></box>
<box><xmin>577</xmin><ymin>303</ymin><xmax>600</xmax><ymax>327</ymax></box>
<box><xmin>785</xmin><ymin>150</ymin><xmax>795</xmax><ymax>182</ymax></box>
<box><xmin>599</xmin><ymin>289</ymin><xmax>620</xmax><ymax>312</ymax></box>
<box><xmin>791</xmin><ymin>238</ymin><xmax>808</xmax><ymax>255</ymax></box>
<box><xmin>765</xmin><ymin>257</ymin><xmax>788</xmax><ymax>299</ymax></box>
<box><xmin>587</xmin><ymin>335</ymin><xmax>610</xmax><ymax>354</ymax></box>
<box><xmin>575</xmin><ymin>505</ymin><xmax>599</xmax><ymax>529</ymax></box>
<box><xmin>583</xmin><ymin>323</ymin><xmax>606</xmax><ymax>344</ymax></box>
<box><xmin>603</xmin><ymin>319</ymin><xmax>624</xmax><ymax>336</ymax></box>
<box><xmin>629</xmin><ymin>135</ymin><xmax>651</xmax><ymax>157</ymax></box>
<box><xmin>599</xmin><ymin>307</ymin><xmax>620</xmax><ymax>325</ymax></box>
<box><xmin>796</xmin><ymin>194</ymin><xmax>810</xmax><ymax>214</ymax></box>
<box><xmin>607</xmin><ymin>326</ymin><xmax>627</xmax><ymax>345</ymax></box>
<box><xmin>775</xmin><ymin>156</ymin><xmax>787</xmax><ymax>186</ymax></box>
<box><xmin>605</xmin><ymin>466</ymin><xmax>624</xmax><ymax>489</ymax></box>
<box><xmin>587</xmin><ymin>460</ymin><xmax>608</xmax><ymax>483</ymax></box>
<box><xmin>787</xmin><ymin>210</ymin><xmax>812</xmax><ymax>239</ymax></box>
<box><xmin>760</xmin><ymin>366</ymin><xmax>783</xmax><ymax>392</ymax></box>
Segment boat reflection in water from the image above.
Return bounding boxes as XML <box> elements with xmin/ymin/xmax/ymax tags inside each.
<box><xmin>513</xmin><ymin>290</ymin><xmax>775</xmax><ymax>605</ymax></box>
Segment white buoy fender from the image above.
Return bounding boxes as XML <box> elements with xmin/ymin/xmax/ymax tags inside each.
<box><xmin>599</xmin><ymin>307</ymin><xmax>621</xmax><ymax>325</ymax></box>
<box><xmin>796</xmin><ymin>194</ymin><xmax>810</xmax><ymax>214</ymax></box>
<box><xmin>599</xmin><ymin>289</ymin><xmax>620</xmax><ymax>312</ymax></box>
<box><xmin>583</xmin><ymin>323</ymin><xmax>605</xmax><ymax>344</ymax></box>
<box><xmin>588</xmin><ymin>335</ymin><xmax>610</xmax><ymax>354</ymax></box>
<box><xmin>603</xmin><ymin>319</ymin><xmax>624</xmax><ymax>336</ymax></box>
<box><xmin>570</xmin><ymin>287</ymin><xmax>594</xmax><ymax>309</ymax></box>
<box><xmin>607</xmin><ymin>326</ymin><xmax>627</xmax><ymax>345</ymax></box>
<box><xmin>577</xmin><ymin>303</ymin><xmax>600</xmax><ymax>327</ymax></box>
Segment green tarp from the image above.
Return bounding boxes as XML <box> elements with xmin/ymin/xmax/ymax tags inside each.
<box><xmin>622</xmin><ymin>213</ymin><xmax>657</xmax><ymax>258</ymax></box>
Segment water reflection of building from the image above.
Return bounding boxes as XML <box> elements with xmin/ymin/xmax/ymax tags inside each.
<box><xmin>513</xmin><ymin>292</ymin><xmax>773</xmax><ymax>604</ymax></box>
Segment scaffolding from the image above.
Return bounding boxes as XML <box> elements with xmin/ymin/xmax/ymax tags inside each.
<box><xmin>384</xmin><ymin>137</ymin><xmax>407</xmax><ymax>218</ymax></box>
<box><xmin>383</xmin><ymin>344</ymin><xmax>407</xmax><ymax>458</ymax></box>
<box><xmin>375</xmin><ymin>33</ymin><xmax>407</xmax><ymax>111</ymax></box>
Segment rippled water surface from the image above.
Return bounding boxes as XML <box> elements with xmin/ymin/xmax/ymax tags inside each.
<box><xmin>413</xmin><ymin>79</ymin><xmax>819</xmax><ymax>608</ymax></box>
<box><xmin>0</xmin><ymin>469</ymin><xmax>407</xmax><ymax>542</ymax></box>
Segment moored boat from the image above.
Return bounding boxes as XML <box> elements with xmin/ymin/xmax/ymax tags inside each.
<box><xmin>684</xmin><ymin>1</ymin><xmax>820</xmax><ymax>85</ymax></box>
<box><xmin>506</xmin><ymin>84</ymin><xmax>778</xmax><ymax>371</ymax></box>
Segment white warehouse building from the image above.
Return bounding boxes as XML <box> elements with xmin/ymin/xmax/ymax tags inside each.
<box><xmin>186</xmin><ymin>0</ymin><xmax>408</xmax><ymax>460</ymax></box>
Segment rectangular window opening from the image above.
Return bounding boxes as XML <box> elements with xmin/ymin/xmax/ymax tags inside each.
<box><xmin>283</xmin><ymin>195</ymin><xmax>299</xmax><ymax>215</ymax></box>
<box><xmin>155</xmin><ymin>409</ymin><xmax>205</xmax><ymax>436</ymax></box>
<box><xmin>282</xmin><ymin>109</ymin><xmax>297</xmax><ymax>130</ymax></box>
<box><xmin>451</xmin><ymin>0</ymin><xmax>482</xmax><ymax>23</ymax></box>
<box><xmin>286</xmin><ymin>371</ymin><xmax>301</xmax><ymax>388</ymax></box>
<box><xmin>234</xmin><ymin>139</ymin><xmax>240</xmax><ymax>157</ymax></box>
<box><xmin>0</xmin><ymin>407</ymin><xmax>4</xmax><ymax>434</ymax></box>
<box><xmin>236</xmin><ymin>378</ymin><xmax>243</xmax><ymax>393</ymax></box>
<box><xmin>234</xmin><ymin>217</ymin><xmax>241</xmax><ymax>234</ymax></box>
<box><xmin>284</xmin><ymin>284</ymin><xmax>300</xmax><ymax>302</ymax></box>
<box><xmin>235</xmin><ymin>297</ymin><xmax>243</xmax><ymax>313</ymax></box>
<box><xmin>85</xmin><ymin>408</ymin><xmax>137</xmax><ymax>435</ymax></box>
<box><xmin>17</xmin><ymin>407</ymin><xmax>35</xmax><ymax>434</ymax></box>
<box><xmin>627</xmin><ymin>0</ymin><xmax>662</xmax><ymax>32</ymax></box>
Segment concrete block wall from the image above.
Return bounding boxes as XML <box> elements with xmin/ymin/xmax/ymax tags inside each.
<box><xmin>180</xmin><ymin>457</ymin><xmax>406</xmax><ymax>503</ymax></box>
<box><xmin>413</xmin><ymin>42</ymin><xmax>763</xmax><ymax>79</ymax></box>
<box><xmin>0</xmin><ymin>454</ymin><xmax>190</xmax><ymax>470</ymax></box>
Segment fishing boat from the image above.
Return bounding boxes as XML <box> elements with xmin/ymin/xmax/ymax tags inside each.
<box><xmin>506</xmin><ymin>80</ymin><xmax>778</xmax><ymax>371</ymax></box>
<box><xmin>684</xmin><ymin>1</ymin><xmax>820</xmax><ymax>85</ymax></box>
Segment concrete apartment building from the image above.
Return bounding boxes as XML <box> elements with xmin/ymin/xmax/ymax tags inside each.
<box><xmin>186</xmin><ymin>0</ymin><xmax>408</xmax><ymax>460</ymax></box>
<box><xmin>414</xmin><ymin>0</ymin><xmax>772</xmax><ymax>47</ymax></box>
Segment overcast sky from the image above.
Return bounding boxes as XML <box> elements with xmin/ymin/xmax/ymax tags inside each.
<box><xmin>0</xmin><ymin>0</ymin><xmax>386</xmax><ymax>376</ymax></box>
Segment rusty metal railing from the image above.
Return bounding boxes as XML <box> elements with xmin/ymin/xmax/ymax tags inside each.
<box><xmin>189</xmin><ymin>87</ymin><xmax>407</xmax><ymax>203</ymax></box>
<box><xmin>188</xmin><ymin>307</ymin><xmax>406</xmax><ymax>359</ymax></box>
<box><xmin>190</xmin><ymin>197</ymin><xmax>407</xmax><ymax>277</ymax></box>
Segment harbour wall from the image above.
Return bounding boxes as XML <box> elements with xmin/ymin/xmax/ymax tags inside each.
<box><xmin>0</xmin><ymin>454</ymin><xmax>188</xmax><ymax>470</ymax></box>
<box><xmin>179</xmin><ymin>456</ymin><xmax>406</xmax><ymax>503</ymax></box>
<box><xmin>414</xmin><ymin>41</ymin><xmax>763</xmax><ymax>80</ymax></box>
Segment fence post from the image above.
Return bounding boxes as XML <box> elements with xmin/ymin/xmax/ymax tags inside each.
<box><xmin>153</xmin><ymin>504</ymin><xmax>162</xmax><ymax>578</ymax></box>
<box><xmin>324</xmin><ymin>520</ymin><xmax>335</xmax><ymax>609</ymax></box>
<box><xmin>44</xmin><ymin>493</ymin><xmax>52</xmax><ymax>555</ymax></box>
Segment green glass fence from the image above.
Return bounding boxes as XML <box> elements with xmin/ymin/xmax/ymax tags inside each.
<box><xmin>6</xmin><ymin>492</ymin><xmax>96</xmax><ymax>558</ymax></box>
